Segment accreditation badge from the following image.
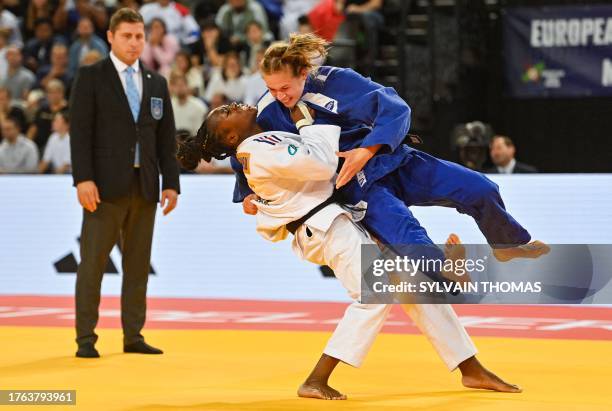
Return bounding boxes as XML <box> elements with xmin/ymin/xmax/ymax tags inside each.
<box><xmin>151</xmin><ymin>97</ymin><xmax>163</xmax><ymax>120</ymax></box>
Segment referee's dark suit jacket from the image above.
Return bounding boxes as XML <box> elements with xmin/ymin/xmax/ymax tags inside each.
<box><xmin>70</xmin><ymin>57</ymin><xmax>179</xmax><ymax>346</ymax></box>
<box><xmin>70</xmin><ymin>57</ymin><xmax>179</xmax><ymax>201</ymax></box>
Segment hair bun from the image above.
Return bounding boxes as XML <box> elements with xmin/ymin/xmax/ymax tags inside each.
<box><xmin>176</xmin><ymin>135</ymin><xmax>204</xmax><ymax>170</ymax></box>
<box><xmin>261</xmin><ymin>33</ymin><xmax>329</xmax><ymax>76</ymax></box>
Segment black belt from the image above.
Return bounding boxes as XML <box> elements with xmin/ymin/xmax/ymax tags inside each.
<box><xmin>286</xmin><ymin>192</ymin><xmax>341</xmax><ymax>235</ymax></box>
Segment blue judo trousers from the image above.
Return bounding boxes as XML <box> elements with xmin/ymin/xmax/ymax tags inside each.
<box><xmin>231</xmin><ymin>66</ymin><xmax>531</xmax><ymax>265</ymax></box>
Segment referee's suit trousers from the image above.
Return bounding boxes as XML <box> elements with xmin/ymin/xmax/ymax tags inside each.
<box><xmin>293</xmin><ymin>213</ymin><xmax>477</xmax><ymax>369</ymax></box>
<box><xmin>75</xmin><ymin>171</ymin><xmax>157</xmax><ymax>346</ymax></box>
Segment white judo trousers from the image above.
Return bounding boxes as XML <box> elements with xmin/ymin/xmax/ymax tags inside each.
<box><xmin>238</xmin><ymin>119</ymin><xmax>477</xmax><ymax>372</ymax></box>
<box><xmin>293</xmin><ymin>214</ymin><xmax>478</xmax><ymax>370</ymax></box>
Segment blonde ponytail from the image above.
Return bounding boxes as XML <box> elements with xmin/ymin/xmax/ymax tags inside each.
<box><xmin>260</xmin><ymin>33</ymin><xmax>329</xmax><ymax>77</ymax></box>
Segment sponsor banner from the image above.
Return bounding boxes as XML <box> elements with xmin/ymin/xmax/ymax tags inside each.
<box><xmin>503</xmin><ymin>5</ymin><xmax>612</xmax><ymax>97</ymax></box>
<box><xmin>0</xmin><ymin>175</ymin><xmax>349</xmax><ymax>301</ymax></box>
<box><xmin>0</xmin><ymin>175</ymin><xmax>612</xmax><ymax>301</ymax></box>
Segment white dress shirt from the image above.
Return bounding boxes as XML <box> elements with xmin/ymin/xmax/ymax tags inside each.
<box><xmin>109</xmin><ymin>51</ymin><xmax>142</xmax><ymax>100</ymax></box>
<box><xmin>204</xmin><ymin>67</ymin><xmax>247</xmax><ymax>103</ymax></box>
<box><xmin>171</xmin><ymin>95</ymin><xmax>208</xmax><ymax>135</ymax></box>
<box><xmin>496</xmin><ymin>158</ymin><xmax>516</xmax><ymax>174</ymax></box>
<box><xmin>0</xmin><ymin>135</ymin><xmax>39</xmax><ymax>173</ymax></box>
<box><xmin>42</xmin><ymin>132</ymin><xmax>71</xmax><ymax>172</ymax></box>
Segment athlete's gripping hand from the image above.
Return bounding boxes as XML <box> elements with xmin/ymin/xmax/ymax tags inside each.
<box><xmin>290</xmin><ymin>101</ymin><xmax>315</xmax><ymax>127</ymax></box>
<box><xmin>335</xmin><ymin>144</ymin><xmax>381</xmax><ymax>189</ymax></box>
<box><xmin>242</xmin><ymin>193</ymin><xmax>259</xmax><ymax>215</ymax></box>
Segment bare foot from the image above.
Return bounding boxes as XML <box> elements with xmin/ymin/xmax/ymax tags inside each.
<box><xmin>492</xmin><ymin>240</ymin><xmax>551</xmax><ymax>262</ymax></box>
<box><xmin>298</xmin><ymin>381</ymin><xmax>347</xmax><ymax>400</ymax></box>
<box><xmin>459</xmin><ymin>357</ymin><xmax>522</xmax><ymax>393</ymax></box>
<box><xmin>462</xmin><ymin>372</ymin><xmax>522</xmax><ymax>393</ymax></box>
<box><xmin>443</xmin><ymin>233</ymin><xmax>471</xmax><ymax>284</ymax></box>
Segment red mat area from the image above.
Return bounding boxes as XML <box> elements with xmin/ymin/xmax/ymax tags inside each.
<box><xmin>0</xmin><ymin>295</ymin><xmax>610</xmax><ymax>340</ymax></box>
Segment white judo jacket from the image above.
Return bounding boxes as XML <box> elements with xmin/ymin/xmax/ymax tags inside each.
<box><xmin>235</xmin><ymin>124</ymin><xmax>349</xmax><ymax>242</ymax></box>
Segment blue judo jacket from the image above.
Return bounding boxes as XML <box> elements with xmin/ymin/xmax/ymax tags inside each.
<box><xmin>231</xmin><ymin>66</ymin><xmax>415</xmax><ymax>203</ymax></box>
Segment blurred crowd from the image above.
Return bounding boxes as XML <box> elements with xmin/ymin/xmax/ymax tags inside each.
<box><xmin>452</xmin><ymin>121</ymin><xmax>537</xmax><ymax>175</ymax></box>
<box><xmin>3</xmin><ymin>0</ymin><xmax>537</xmax><ymax>178</ymax></box>
<box><xmin>0</xmin><ymin>0</ymin><xmax>387</xmax><ymax>175</ymax></box>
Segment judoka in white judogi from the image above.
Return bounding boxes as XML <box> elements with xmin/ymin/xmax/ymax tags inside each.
<box><xmin>236</xmin><ymin>117</ymin><xmax>477</xmax><ymax>370</ymax></box>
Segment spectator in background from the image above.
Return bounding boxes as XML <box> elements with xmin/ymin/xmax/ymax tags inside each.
<box><xmin>68</xmin><ymin>16</ymin><xmax>108</xmax><ymax>77</ymax></box>
<box><xmin>208</xmin><ymin>92</ymin><xmax>229</xmax><ymax>110</ymax></box>
<box><xmin>115</xmin><ymin>0</ymin><xmax>142</xmax><ymax>12</ymax></box>
<box><xmin>242</xmin><ymin>48</ymin><xmax>267</xmax><ymax>105</ymax></box>
<box><xmin>23</xmin><ymin>0</ymin><xmax>65</xmax><ymax>42</ymax></box>
<box><xmin>1</xmin><ymin>46</ymin><xmax>36</xmax><ymax>102</ymax></box>
<box><xmin>204</xmin><ymin>51</ymin><xmax>246</xmax><ymax>103</ymax></box>
<box><xmin>39</xmin><ymin>109</ymin><xmax>71</xmax><ymax>174</ymax></box>
<box><xmin>196</xmin><ymin>17</ymin><xmax>231</xmax><ymax>76</ymax></box>
<box><xmin>297</xmin><ymin>14</ymin><xmax>314</xmax><ymax>34</ymax></box>
<box><xmin>0</xmin><ymin>2</ymin><xmax>22</xmax><ymax>46</ymax></box>
<box><xmin>193</xmin><ymin>0</ymin><xmax>225</xmax><ymax>23</ymax></box>
<box><xmin>189</xmin><ymin>53</ymin><xmax>205</xmax><ymax>88</ymax></box>
<box><xmin>0</xmin><ymin>87</ymin><xmax>27</xmax><ymax>132</ymax></box>
<box><xmin>1</xmin><ymin>0</ymin><xmax>25</xmax><ymax>18</ymax></box>
<box><xmin>0</xmin><ymin>29</ymin><xmax>9</xmax><ymax>81</ymax></box>
<box><xmin>308</xmin><ymin>0</ymin><xmax>345</xmax><ymax>42</ymax></box>
<box><xmin>241</xmin><ymin>20</ymin><xmax>267</xmax><ymax>73</ymax></box>
<box><xmin>22</xmin><ymin>89</ymin><xmax>42</xmax><ymax>124</ymax></box>
<box><xmin>486</xmin><ymin>135</ymin><xmax>538</xmax><ymax>174</ymax></box>
<box><xmin>169</xmin><ymin>71</ymin><xmax>208</xmax><ymax>136</ymax></box>
<box><xmin>172</xmin><ymin>50</ymin><xmax>204</xmax><ymax>97</ymax></box>
<box><xmin>37</xmin><ymin>43</ymin><xmax>71</xmax><ymax>90</ymax></box>
<box><xmin>23</xmin><ymin>18</ymin><xmax>62</xmax><ymax>73</ymax></box>
<box><xmin>280</xmin><ymin>0</ymin><xmax>319</xmax><ymax>39</ymax></box>
<box><xmin>140</xmin><ymin>0</ymin><xmax>200</xmax><ymax>47</ymax></box>
<box><xmin>215</xmin><ymin>0</ymin><xmax>271</xmax><ymax>46</ymax></box>
<box><xmin>23</xmin><ymin>89</ymin><xmax>45</xmax><ymax>126</ymax></box>
<box><xmin>28</xmin><ymin>79</ymin><xmax>67</xmax><ymax>152</ymax></box>
<box><xmin>66</xmin><ymin>0</ymin><xmax>109</xmax><ymax>39</ymax></box>
<box><xmin>80</xmin><ymin>48</ymin><xmax>103</xmax><ymax>66</ymax></box>
<box><xmin>341</xmin><ymin>0</ymin><xmax>384</xmax><ymax>71</ymax></box>
<box><xmin>0</xmin><ymin>116</ymin><xmax>39</xmax><ymax>174</ymax></box>
<box><xmin>141</xmin><ymin>18</ymin><xmax>179</xmax><ymax>78</ymax></box>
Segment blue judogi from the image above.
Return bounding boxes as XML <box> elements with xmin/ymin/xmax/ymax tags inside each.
<box><xmin>231</xmin><ymin>66</ymin><xmax>531</xmax><ymax>259</ymax></box>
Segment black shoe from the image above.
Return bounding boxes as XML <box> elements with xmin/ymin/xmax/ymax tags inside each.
<box><xmin>76</xmin><ymin>343</ymin><xmax>100</xmax><ymax>358</ymax></box>
<box><xmin>123</xmin><ymin>341</ymin><xmax>163</xmax><ymax>354</ymax></box>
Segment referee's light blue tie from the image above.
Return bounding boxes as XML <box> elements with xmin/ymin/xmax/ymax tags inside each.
<box><xmin>125</xmin><ymin>66</ymin><xmax>141</xmax><ymax>167</ymax></box>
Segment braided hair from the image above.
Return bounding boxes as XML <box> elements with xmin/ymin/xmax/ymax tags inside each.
<box><xmin>176</xmin><ymin>118</ymin><xmax>236</xmax><ymax>170</ymax></box>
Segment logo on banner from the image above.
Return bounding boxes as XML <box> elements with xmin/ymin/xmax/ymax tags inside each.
<box><xmin>522</xmin><ymin>62</ymin><xmax>565</xmax><ymax>88</ymax></box>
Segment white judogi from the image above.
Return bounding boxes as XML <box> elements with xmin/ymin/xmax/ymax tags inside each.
<box><xmin>237</xmin><ymin>124</ymin><xmax>345</xmax><ymax>242</ymax></box>
<box><xmin>236</xmin><ymin>124</ymin><xmax>477</xmax><ymax>369</ymax></box>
